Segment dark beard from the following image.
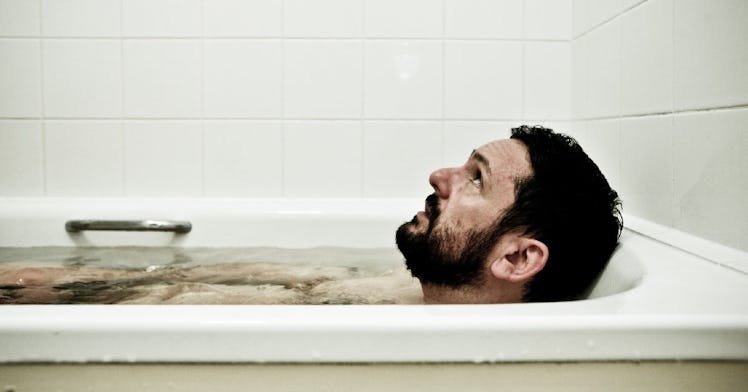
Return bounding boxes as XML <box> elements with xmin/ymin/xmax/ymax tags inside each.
<box><xmin>395</xmin><ymin>195</ymin><xmax>499</xmax><ymax>288</ymax></box>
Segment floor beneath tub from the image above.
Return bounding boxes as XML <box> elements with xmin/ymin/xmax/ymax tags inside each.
<box><xmin>1</xmin><ymin>362</ymin><xmax>746</xmax><ymax>391</ymax></box>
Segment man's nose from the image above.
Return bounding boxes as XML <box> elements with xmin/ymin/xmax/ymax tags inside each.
<box><xmin>429</xmin><ymin>167</ymin><xmax>459</xmax><ymax>199</ymax></box>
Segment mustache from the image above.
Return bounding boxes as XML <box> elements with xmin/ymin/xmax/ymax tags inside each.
<box><xmin>425</xmin><ymin>193</ymin><xmax>440</xmax><ymax>222</ymax></box>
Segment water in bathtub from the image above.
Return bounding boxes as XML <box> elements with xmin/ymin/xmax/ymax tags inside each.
<box><xmin>0</xmin><ymin>247</ymin><xmax>423</xmax><ymax>304</ymax></box>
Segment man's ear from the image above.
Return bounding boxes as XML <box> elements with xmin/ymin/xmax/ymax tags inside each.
<box><xmin>489</xmin><ymin>236</ymin><xmax>548</xmax><ymax>283</ymax></box>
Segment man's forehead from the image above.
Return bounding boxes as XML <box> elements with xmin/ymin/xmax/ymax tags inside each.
<box><xmin>474</xmin><ymin>139</ymin><xmax>528</xmax><ymax>164</ymax></box>
<box><xmin>469</xmin><ymin>139</ymin><xmax>532</xmax><ymax>182</ymax></box>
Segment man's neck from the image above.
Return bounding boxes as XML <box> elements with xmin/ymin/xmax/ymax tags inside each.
<box><xmin>420</xmin><ymin>281</ymin><xmax>525</xmax><ymax>304</ymax></box>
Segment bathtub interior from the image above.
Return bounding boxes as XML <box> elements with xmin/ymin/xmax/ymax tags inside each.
<box><xmin>0</xmin><ymin>198</ymin><xmax>645</xmax><ymax>302</ymax></box>
<box><xmin>0</xmin><ymin>240</ymin><xmax>644</xmax><ymax>305</ymax></box>
<box><xmin>586</xmin><ymin>239</ymin><xmax>644</xmax><ymax>299</ymax></box>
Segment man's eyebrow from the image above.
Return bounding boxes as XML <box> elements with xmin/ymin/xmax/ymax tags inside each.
<box><xmin>470</xmin><ymin>150</ymin><xmax>492</xmax><ymax>176</ymax></box>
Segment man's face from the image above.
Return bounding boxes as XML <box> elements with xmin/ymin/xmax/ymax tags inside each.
<box><xmin>396</xmin><ymin>139</ymin><xmax>532</xmax><ymax>287</ymax></box>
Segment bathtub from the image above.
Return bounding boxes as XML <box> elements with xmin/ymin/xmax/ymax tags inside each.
<box><xmin>0</xmin><ymin>197</ymin><xmax>747</xmax><ymax>367</ymax></box>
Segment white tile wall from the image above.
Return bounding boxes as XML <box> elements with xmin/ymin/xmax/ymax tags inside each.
<box><xmin>366</xmin><ymin>0</ymin><xmax>442</xmax><ymax>38</ymax></box>
<box><xmin>284</xmin><ymin>121</ymin><xmax>362</xmax><ymax>197</ymax></box>
<box><xmin>0</xmin><ymin>39</ymin><xmax>41</xmax><ymax>117</ymax></box>
<box><xmin>619</xmin><ymin>115</ymin><xmax>672</xmax><ymax>226</ymax></box>
<box><xmin>574</xmin><ymin>0</ymin><xmax>647</xmax><ymax>38</ymax></box>
<box><xmin>122</xmin><ymin>0</ymin><xmax>202</xmax><ymax>37</ymax></box>
<box><xmin>443</xmin><ymin>121</ymin><xmax>513</xmax><ymax>166</ymax></box>
<box><xmin>521</xmin><ymin>120</ymin><xmax>570</xmax><ymax>135</ymax></box>
<box><xmin>123</xmin><ymin>40</ymin><xmax>202</xmax><ymax>118</ymax></box>
<box><xmin>565</xmin><ymin>119</ymin><xmax>588</xmax><ymax>147</ymax></box>
<box><xmin>587</xmin><ymin>0</ymin><xmax>624</xmax><ymax>30</ymax></box>
<box><xmin>204</xmin><ymin>0</ymin><xmax>282</xmax><ymax>37</ymax></box>
<box><xmin>572</xmin><ymin>0</ymin><xmax>591</xmax><ymax>38</ymax></box>
<box><xmin>445</xmin><ymin>0</ymin><xmax>522</xmax><ymax>39</ymax></box>
<box><xmin>204</xmin><ymin>40</ymin><xmax>282</xmax><ymax>118</ymax></box>
<box><xmin>123</xmin><ymin>121</ymin><xmax>203</xmax><ymax>196</ymax></box>
<box><xmin>742</xmin><ymin>120</ymin><xmax>748</xmax><ymax>251</ymax></box>
<box><xmin>570</xmin><ymin>33</ymin><xmax>588</xmax><ymax>119</ymax></box>
<box><xmin>3</xmin><ymin>0</ymin><xmax>743</xmax><ymax>251</ymax></box>
<box><xmin>524</xmin><ymin>42</ymin><xmax>571</xmax><ymax>120</ymax></box>
<box><xmin>363</xmin><ymin>121</ymin><xmax>441</xmax><ymax>197</ymax></box>
<box><xmin>673</xmin><ymin>0</ymin><xmax>748</xmax><ymax>110</ymax></box>
<box><xmin>620</xmin><ymin>0</ymin><xmax>672</xmax><ymax>116</ymax></box>
<box><xmin>0</xmin><ymin>120</ymin><xmax>43</xmax><ymax>195</ymax></box>
<box><xmin>672</xmin><ymin>109</ymin><xmax>748</xmax><ymax>251</ymax></box>
<box><xmin>524</xmin><ymin>0</ymin><xmax>571</xmax><ymax>40</ymax></box>
<box><xmin>445</xmin><ymin>41</ymin><xmax>522</xmax><ymax>119</ymax></box>
<box><xmin>0</xmin><ymin>0</ymin><xmax>39</xmax><ymax>36</ymax></box>
<box><xmin>284</xmin><ymin>40</ymin><xmax>362</xmax><ymax>118</ymax></box>
<box><xmin>364</xmin><ymin>40</ymin><xmax>442</xmax><ymax>119</ymax></box>
<box><xmin>577</xmin><ymin>119</ymin><xmax>621</xmax><ymax>191</ymax></box>
<box><xmin>585</xmin><ymin>18</ymin><xmax>619</xmax><ymax>118</ymax></box>
<box><xmin>621</xmin><ymin>0</ymin><xmax>647</xmax><ymax>10</ymax></box>
<box><xmin>45</xmin><ymin>120</ymin><xmax>123</xmax><ymax>196</ymax></box>
<box><xmin>204</xmin><ymin>120</ymin><xmax>283</xmax><ymax>197</ymax></box>
<box><xmin>43</xmin><ymin>40</ymin><xmax>122</xmax><ymax>117</ymax></box>
<box><xmin>285</xmin><ymin>0</ymin><xmax>362</xmax><ymax>37</ymax></box>
<box><xmin>571</xmin><ymin>0</ymin><xmax>748</xmax><ymax>251</ymax></box>
<box><xmin>42</xmin><ymin>0</ymin><xmax>121</xmax><ymax>37</ymax></box>
<box><xmin>573</xmin><ymin>0</ymin><xmax>633</xmax><ymax>38</ymax></box>
<box><xmin>1</xmin><ymin>1</ymin><xmax>576</xmax><ymax>198</ymax></box>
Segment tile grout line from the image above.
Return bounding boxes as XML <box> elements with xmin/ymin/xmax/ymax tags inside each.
<box><xmin>280</xmin><ymin>0</ymin><xmax>286</xmax><ymax>197</ymax></box>
<box><xmin>0</xmin><ymin>35</ymin><xmax>574</xmax><ymax>43</ymax></box>
<box><xmin>669</xmin><ymin>0</ymin><xmax>677</xmax><ymax>228</ymax></box>
<box><xmin>120</xmin><ymin>0</ymin><xmax>126</xmax><ymax>196</ymax></box>
<box><xmin>360</xmin><ymin>0</ymin><xmax>366</xmax><ymax>197</ymax></box>
<box><xmin>440</xmin><ymin>0</ymin><xmax>446</xmax><ymax>167</ymax></box>
<box><xmin>38</xmin><ymin>0</ymin><xmax>47</xmax><ymax>196</ymax></box>
<box><xmin>520</xmin><ymin>0</ymin><xmax>526</xmax><ymax>122</ymax></box>
<box><xmin>3</xmin><ymin>104</ymin><xmax>747</xmax><ymax>123</ymax></box>
<box><xmin>200</xmin><ymin>0</ymin><xmax>206</xmax><ymax>197</ymax></box>
<box><xmin>573</xmin><ymin>0</ymin><xmax>650</xmax><ymax>41</ymax></box>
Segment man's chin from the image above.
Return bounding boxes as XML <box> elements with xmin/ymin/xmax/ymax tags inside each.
<box><xmin>396</xmin><ymin>220</ymin><xmax>423</xmax><ymax>255</ymax></box>
<box><xmin>396</xmin><ymin>218</ymin><xmax>490</xmax><ymax>289</ymax></box>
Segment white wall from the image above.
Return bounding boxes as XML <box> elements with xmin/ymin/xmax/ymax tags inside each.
<box><xmin>1</xmin><ymin>0</ymin><xmax>745</xmax><ymax>252</ymax></box>
<box><xmin>571</xmin><ymin>0</ymin><xmax>748</xmax><ymax>251</ymax></box>
<box><xmin>0</xmin><ymin>0</ymin><xmax>571</xmax><ymax>200</ymax></box>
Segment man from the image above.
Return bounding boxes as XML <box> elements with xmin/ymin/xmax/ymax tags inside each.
<box><xmin>1</xmin><ymin>125</ymin><xmax>619</xmax><ymax>305</ymax></box>
<box><xmin>396</xmin><ymin>125</ymin><xmax>622</xmax><ymax>304</ymax></box>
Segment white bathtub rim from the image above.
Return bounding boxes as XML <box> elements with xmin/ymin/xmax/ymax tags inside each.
<box><xmin>623</xmin><ymin>215</ymin><xmax>748</xmax><ymax>274</ymax></box>
<box><xmin>2</xmin><ymin>305</ymin><xmax>747</xmax><ymax>363</ymax></box>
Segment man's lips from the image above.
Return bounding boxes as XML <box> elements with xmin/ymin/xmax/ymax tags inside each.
<box><xmin>424</xmin><ymin>194</ymin><xmax>439</xmax><ymax>220</ymax></box>
<box><xmin>411</xmin><ymin>194</ymin><xmax>439</xmax><ymax>225</ymax></box>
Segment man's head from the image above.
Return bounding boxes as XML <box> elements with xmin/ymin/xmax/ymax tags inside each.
<box><xmin>396</xmin><ymin>125</ymin><xmax>622</xmax><ymax>303</ymax></box>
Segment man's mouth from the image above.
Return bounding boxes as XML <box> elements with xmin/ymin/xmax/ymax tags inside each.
<box><xmin>413</xmin><ymin>194</ymin><xmax>441</xmax><ymax>225</ymax></box>
<box><xmin>408</xmin><ymin>194</ymin><xmax>440</xmax><ymax>227</ymax></box>
<box><xmin>423</xmin><ymin>193</ymin><xmax>440</xmax><ymax>222</ymax></box>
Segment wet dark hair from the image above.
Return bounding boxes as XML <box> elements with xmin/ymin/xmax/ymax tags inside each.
<box><xmin>503</xmin><ymin>125</ymin><xmax>622</xmax><ymax>302</ymax></box>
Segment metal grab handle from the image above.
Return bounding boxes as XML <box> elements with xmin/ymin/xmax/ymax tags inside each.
<box><xmin>65</xmin><ymin>220</ymin><xmax>192</xmax><ymax>233</ymax></box>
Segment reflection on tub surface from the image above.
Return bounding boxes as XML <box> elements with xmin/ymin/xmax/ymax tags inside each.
<box><xmin>0</xmin><ymin>247</ymin><xmax>423</xmax><ymax>305</ymax></box>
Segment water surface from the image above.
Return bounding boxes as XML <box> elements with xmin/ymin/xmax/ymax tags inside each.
<box><xmin>0</xmin><ymin>247</ymin><xmax>422</xmax><ymax>305</ymax></box>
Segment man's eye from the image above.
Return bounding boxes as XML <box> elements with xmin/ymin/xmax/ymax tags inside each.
<box><xmin>471</xmin><ymin>172</ymin><xmax>482</xmax><ymax>187</ymax></box>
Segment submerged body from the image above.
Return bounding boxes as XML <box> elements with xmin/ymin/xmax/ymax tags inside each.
<box><xmin>0</xmin><ymin>248</ymin><xmax>423</xmax><ymax>305</ymax></box>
